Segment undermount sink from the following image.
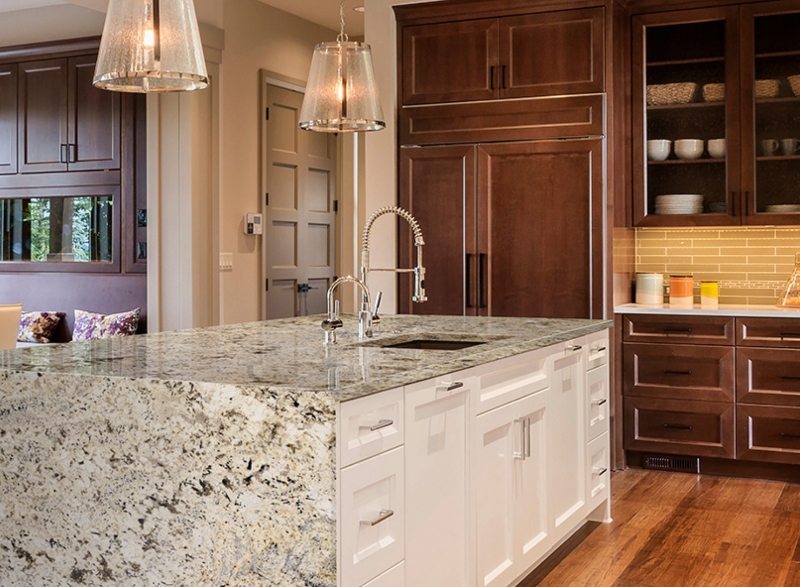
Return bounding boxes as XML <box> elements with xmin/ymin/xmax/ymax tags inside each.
<box><xmin>378</xmin><ymin>339</ymin><xmax>488</xmax><ymax>351</ymax></box>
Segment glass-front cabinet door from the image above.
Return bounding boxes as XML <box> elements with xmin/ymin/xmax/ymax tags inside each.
<box><xmin>633</xmin><ymin>8</ymin><xmax>740</xmax><ymax>227</ymax></box>
<box><xmin>741</xmin><ymin>1</ymin><xmax>800</xmax><ymax>224</ymax></box>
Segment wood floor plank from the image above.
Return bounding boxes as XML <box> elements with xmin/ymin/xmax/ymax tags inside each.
<box><xmin>527</xmin><ymin>470</ymin><xmax>800</xmax><ymax>587</ymax></box>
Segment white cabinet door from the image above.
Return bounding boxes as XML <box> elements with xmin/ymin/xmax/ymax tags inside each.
<box><xmin>587</xmin><ymin>363</ymin><xmax>610</xmax><ymax>442</ymax></box>
<box><xmin>549</xmin><ymin>339</ymin><xmax>587</xmax><ymax>537</ymax></box>
<box><xmin>405</xmin><ymin>375</ymin><xmax>471</xmax><ymax>587</ymax></box>
<box><xmin>339</xmin><ymin>447</ymin><xmax>404</xmax><ymax>587</ymax></box>
<box><xmin>474</xmin><ymin>390</ymin><xmax>550</xmax><ymax>587</ymax></box>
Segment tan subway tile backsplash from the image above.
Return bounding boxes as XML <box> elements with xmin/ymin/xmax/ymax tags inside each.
<box><xmin>635</xmin><ymin>227</ymin><xmax>800</xmax><ymax>304</ymax></box>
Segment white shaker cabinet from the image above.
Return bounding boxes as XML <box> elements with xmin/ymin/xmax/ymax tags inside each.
<box><xmin>404</xmin><ymin>374</ymin><xmax>472</xmax><ymax>587</ymax></box>
<box><xmin>474</xmin><ymin>389</ymin><xmax>550</xmax><ymax>587</ymax></box>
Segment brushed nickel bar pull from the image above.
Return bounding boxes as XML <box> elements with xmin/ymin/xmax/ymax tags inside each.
<box><xmin>664</xmin><ymin>424</ymin><xmax>692</xmax><ymax>431</ymax></box>
<box><xmin>360</xmin><ymin>419</ymin><xmax>393</xmax><ymax>432</ymax></box>
<box><xmin>513</xmin><ymin>418</ymin><xmax>526</xmax><ymax>460</ymax></box>
<box><xmin>524</xmin><ymin>417</ymin><xmax>531</xmax><ymax>458</ymax></box>
<box><xmin>664</xmin><ymin>370</ymin><xmax>692</xmax><ymax>375</ymax></box>
<box><xmin>592</xmin><ymin>398</ymin><xmax>607</xmax><ymax>406</ymax></box>
<box><xmin>593</xmin><ymin>467</ymin><xmax>608</xmax><ymax>476</ymax></box>
<box><xmin>437</xmin><ymin>381</ymin><xmax>465</xmax><ymax>393</ymax></box>
<box><xmin>361</xmin><ymin>509</ymin><xmax>394</xmax><ymax>527</ymax></box>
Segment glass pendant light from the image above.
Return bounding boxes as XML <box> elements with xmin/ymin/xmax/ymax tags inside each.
<box><xmin>299</xmin><ymin>0</ymin><xmax>385</xmax><ymax>132</ymax></box>
<box><xmin>93</xmin><ymin>0</ymin><xmax>208</xmax><ymax>93</ymax></box>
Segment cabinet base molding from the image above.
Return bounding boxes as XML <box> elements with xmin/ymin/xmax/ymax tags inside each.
<box><xmin>626</xmin><ymin>451</ymin><xmax>800</xmax><ymax>484</ymax></box>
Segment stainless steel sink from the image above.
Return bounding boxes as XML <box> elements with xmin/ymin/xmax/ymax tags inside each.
<box><xmin>378</xmin><ymin>339</ymin><xmax>488</xmax><ymax>351</ymax></box>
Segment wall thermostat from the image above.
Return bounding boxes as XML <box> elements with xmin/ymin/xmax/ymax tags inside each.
<box><xmin>244</xmin><ymin>213</ymin><xmax>263</xmax><ymax>235</ymax></box>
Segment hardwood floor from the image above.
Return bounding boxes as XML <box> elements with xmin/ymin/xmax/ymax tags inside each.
<box><xmin>530</xmin><ymin>469</ymin><xmax>800</xmax><ymax>587</ymax></box>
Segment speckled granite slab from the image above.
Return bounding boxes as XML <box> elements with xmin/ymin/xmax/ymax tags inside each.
<box><xmin>0</xmin><ymin>315</ymin><xmax>610</xmax><ymax>586</ymax></box>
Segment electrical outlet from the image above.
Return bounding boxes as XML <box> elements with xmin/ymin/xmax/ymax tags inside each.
<box><xmin>219</xmin><ymin>253</ymin><xmax>233</xmax><ymax>272</ymax></box>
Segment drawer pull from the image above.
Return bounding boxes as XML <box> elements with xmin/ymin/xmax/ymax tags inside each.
<box><xmin>780</xmin><ymin>433</ymin><xmax>800</xmax><ymax>439</ymax></box>
<box><xmin>360</xmin><ymin>419</ymin><xmax>393</xmax><ymax>432</ymax></box>
<box><xmin>361</xmin><ymin>509</ymin><xmax>394</xmax><ymax>527</ymax></box>
<box><xmin>593</xmin><ymin>467</ymin><xmax>608</xmax><ymax>476</ymax></box>
<box><xmin>569</xmin><ymin>344</ymin><xmax>583</xmax><ymax>352</ymax></box>
<box><xmin>594</xmin><ymin>346</ymin><xmax>607</xmax><ymax>352</ymax></box>
<box><xmin>664</xmin><ymin>424</ymin><xmax>693</xmax><ymax>431</ymax></box>
<box><xmin>436</xmin><ymin>381</ymin><xmax>465</xmax><ymax>393</ymax></box>
<box><xmin>780</xmin><ymin>332</ymin><xmax>800</xmax><ymax>340</ymax></box>
<box><xmin>592</xmin><ymin>398</ymin><xmax>607</xmax><ymax>406</ymax></box>
<box><xmin>780</xmin><ymin>376</ymin><xmax>800</xmax><ymax>381</ymax></box>
<box><xmin>664</xmin><ymin>370</ymin><xmax>692</xmax><ymax>376</ymax></box>
<box><xmin>663</xmin><ymin>327</ymin><xmax>692</xmax><ymax>333</ymax></box>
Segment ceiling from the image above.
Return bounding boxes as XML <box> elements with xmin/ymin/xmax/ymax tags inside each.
<box><xmin>0</xmin><ymin>0</ymin><xmax>366</xmax><ymax>36</ymax></box>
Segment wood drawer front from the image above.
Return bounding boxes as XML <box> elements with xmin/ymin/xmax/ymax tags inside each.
<box><xmin>737</xmin><ymin>404</ymin><xmax>800</xmax><ymax>465</ymax></box>
<box><xmin>624</xmin><ymin>397</ymin><xmax>735</xmax><ymax>458</ymax></box>
<box><xmin>622</xmin><ymin>314</ymin><xmax>734</xmax><ymax>345</ymax></box>
<box><xmin>338</xmin><ymin>387</ymin><xmax>403</xmax><ymax>469</ymax></box>
<box><xmin>737</xmin><ymin>347</ymin><xmax>800</xmax><ymax>407</ymax></box>
<box><xmin>623</xmin><ymin>343</ymin><xmax>734</xmax><ymax>403</ymax></box>
<box><xmin>737</xmin><ymin>316</ymin><xmax>800</xmax><ymax>348</ymax></box>
<box><xmin>399</xmin><ymin>94</ymin><xmax>604</xmax><ymax>146</ymax></box>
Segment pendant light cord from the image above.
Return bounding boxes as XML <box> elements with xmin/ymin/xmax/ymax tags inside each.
<box><xmin>337</xmin><ymin>0</ymin><xmax>348</xmax><ymax>43</ymax></box>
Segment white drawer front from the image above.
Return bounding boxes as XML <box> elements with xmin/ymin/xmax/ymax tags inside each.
<box><xmin>339</xmin><ymin>387</ymin><xmax>403</xmax><ymax>468</ymax></box>
<box><xmin>586</xmin><ymin>330</ymin><xmax>609</xmax><ymax>371</ymax></box>
<box><xmin>340</xmin><ymin>447</ymin><xmax>404</xmax><ymax>587</ymax></box>
<box><xmin>587</xmin><ymin>364</ymin><xmax>609</xmax><ymax>442</ymax></box>
<box><xmin>473</xmin><ymin>347</ymin><xmax>550</xmax><ymax>415</ymax></box>
<box><xmin>587</xmin><ymin>432</ymin><xmax>610</xmax><ymax>512</ymax></box>
<box><xmin>360</xmin><ymin>561</ymin><xmax>404</xmax><ymax>587</ymax></box>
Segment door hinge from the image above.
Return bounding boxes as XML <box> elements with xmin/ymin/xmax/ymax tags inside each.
<box><xmin>333</xmin><ymin>199</ymin><xmax>339</xmax><ymax>213</ymax></box>
<box><xmin>265</xmin><ymin>107</ymin><xmax>270</xmax><ymax>120</ymax></box>
<box><xmin>265</xmin><ymin>279</ymin><xmax>269</xmax><ymax>292</ymax></box>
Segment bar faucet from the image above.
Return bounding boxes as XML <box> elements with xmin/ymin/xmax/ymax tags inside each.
<box><xmin>360</xmin><ymin>206</ymin><xmax>427</xmax><ymax>316</ymax></box>
<box><xmin>321</xmin><ymin>276</ymin><xmax>382</xmax><ymax>345</ymax></box>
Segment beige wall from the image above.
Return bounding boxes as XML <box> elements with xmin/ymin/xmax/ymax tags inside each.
<box><xmin>219</xmin><ymin>0</ymin><xmax>336</xmax><ymax>324</ymax></box>
<box><xmin>635</xmin><ymin>227</ymin><xmax>800</xmax><ymax>304</ymax></box>
<box><xmin>0</xmin><ymin>4</ymin><xmax>104</xmax><ymax>45</ymax></box>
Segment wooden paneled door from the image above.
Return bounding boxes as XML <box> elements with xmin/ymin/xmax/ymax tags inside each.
<box><xmin>398</xmin><ymin>145</ymin><xmax>476</xmax><ymax>316</ymax></box>
<box><xmin>0</xmin><ymin>64</ymin><xmax>17</xmax><ymax>175</ymax></box>
<box><xmin>478</xmin><ymin>139</ymin><xmax>604</xmax><ymax>319</ymax></box>
<box><xmin>68</xmin><ymin>55</ymin><xmax>121</xmax><ymax>171</ymax></box>
<box><xmin>264</xmin><ymin>84</ymin><xmax>336</xmax><ymax>319</ymax></box>
<box><xmin>18</xmin><ymin>58</ymin><xmax>68</xmax><ymax>174</ymax></box>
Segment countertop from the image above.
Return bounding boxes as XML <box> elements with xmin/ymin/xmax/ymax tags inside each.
<box><xmin>1</xmin><ymin>314</ymin><xmax>612</xmax><ymax>402</ymax></box>
<box><xmin>615</xmin><ymin>303</ymin><xmax>800</xmax><ymax>318</ymax></box>
<box><xmin>0</xmin><ymin>314</ymin><xmax>611</xmax><ymax>587</ymax></box>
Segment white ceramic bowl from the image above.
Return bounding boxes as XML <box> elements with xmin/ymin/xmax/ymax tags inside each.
<box><xmin>647</xmin><ymin>139</ymin><xmax>672</xmax><ymax>161</ymax></box>
<box><xmin>674</xmin><ymin>139</ymin><xmax>704</xmax><ymax>160</ymax></box>
<box><xmin>707</xmin><ymin>138</ymin><xmax>726</xmax><ymax>159</ymax></box>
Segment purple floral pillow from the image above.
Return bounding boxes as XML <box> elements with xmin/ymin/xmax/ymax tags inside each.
<box><xmin>17</xmin><ymin>311</ymin><xmax>66</xmax><ymax>344</ymax></box>
<box><xmin>72</xmin><ymin>308</ymin><xmax>141</xmax><ymax>342</ymax></box>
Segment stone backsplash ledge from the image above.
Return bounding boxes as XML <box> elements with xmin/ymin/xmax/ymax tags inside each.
<box><xmin>635</xmin><ymin>227</ymin><xmax>800</xmax><ymax>305</ymax></box>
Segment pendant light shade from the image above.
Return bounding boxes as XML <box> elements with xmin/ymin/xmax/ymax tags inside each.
<box><xmin>299</xmin><ymin>2</ymin><xmax>385</xmax><ymax>132</ymax></box>
<box><xmin>93</xmin><ymin>0</ymin><xmax>208</xmax><ymax>93</ymax></box>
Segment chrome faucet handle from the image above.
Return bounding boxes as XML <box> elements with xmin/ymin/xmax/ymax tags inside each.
<box><xmin>322</xmin><ymin>300</ymin><xmax>343</xmax><ymax>345</ymax></box>
<box><xmin>372</xmin><ymin>291</ymin><xmax>382</xmax><ymax>325</ymax></box>
<box><xmin>412</xmin><ymin>266</ymin><xmax>427</xmax><ymax>303</ymax></box>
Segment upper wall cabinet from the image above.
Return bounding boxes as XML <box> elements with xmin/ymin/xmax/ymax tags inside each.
<box><xmin>632</xmin><ymin>0</ymin><xmax>800</xmax><ymax>227</ymax></box>
<box><xmin>0</xmin><ymin>64</ymin><xmax>17</xmax><ymax>175</ymax></box>
<box><xmin>401</xmin><ymin>6</ymin><xmax>605</xmax><ymax>106</ymax></box>
<box><xmin>18</xmin><ymin>56</ymin><xmax>120</xmax><ymax>174</ymax></box>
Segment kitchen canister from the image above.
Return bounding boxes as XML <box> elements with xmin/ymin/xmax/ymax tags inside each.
<box><xmin>669</xmin><ymin>275</ymin><xmax>694</xmax><ymax>307</ymax></box>
<box><xmin>635</xmin><ymin>273</ymin><xmax>664</xmax><ymax>305</ymax></box>
<box><xmin>700</xmin><ymin>281</ymin><xmax>719</xmax><ymax>309</ymax></box>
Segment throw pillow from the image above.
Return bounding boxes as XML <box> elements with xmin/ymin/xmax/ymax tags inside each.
<box><xmin>72</xmin><ymin>308</ymin><xmax>141</xmax><ymax>342</ymax></box>
<box><xmin>17</xmin><ymin>311</ymin><xmax>66</xmax><ymax>344</ymax></box>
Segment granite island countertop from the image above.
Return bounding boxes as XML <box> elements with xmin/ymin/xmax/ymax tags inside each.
<box><xmin>0</xmin><ymin>315</ymin><xmax>610</xmax><ymax>587</ymax></box>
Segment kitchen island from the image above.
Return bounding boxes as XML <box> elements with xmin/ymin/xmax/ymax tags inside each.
<box><xmin>0</xmin><ymin>314</ymin><xmax>611</xmax><ymax>587</ymax></box>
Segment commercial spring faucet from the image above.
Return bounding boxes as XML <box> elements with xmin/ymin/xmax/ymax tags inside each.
<box><xmin>360</xmin><ymin>206</ymin><xmax>427</xmax><ymax>309</ymax></box>
<box><xmin>321</xmin><ymin>276</ymin><xmax>382</xmax><ymax>345</ymax></box>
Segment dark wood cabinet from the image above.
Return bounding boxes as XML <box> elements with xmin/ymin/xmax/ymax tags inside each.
<box><xmin>622</xmin><ymin>313</ymin><xmax>735</xmax><ymax>345</ymax></box>
<box><xmin>737</xmin><ymin>347</ymin><xmax>800</xmax><ymax>406</ymax></box>
<box><xmin>17</xmin><ymin>56</ymin><xmax>119</xmax><ymax>174</ymax></box>
<box><xmin>632</xmin><ymin>1</ymin><xmax>800</xmax><ymax>227</ymax></box>
<box><xmin>737</xmin><ymin>404</ymin><xmax>800</xmax><ymax>464</ymax></box>
<box><xmin>0</xmin><ymin>64</ymin><xmax>16</xmax><ymax>175</ymax></box>
<box><xmin>399</xmin><ymin>138</ymin><xmax>603</xmax><ymax>319</ymax></box>
<box><xmin>400</xmin><ymin>6</ymin><xmax>604</xmax><ymax>105</ymax></box>
<box><xmin>736</xmin><ymin>315</ymin><xmax>800</xmax><ymax>347</ymax></box>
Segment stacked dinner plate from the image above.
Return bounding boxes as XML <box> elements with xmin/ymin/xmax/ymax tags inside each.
<box><xmin>766</xmin><ymin>204</ymin><xmax>800</xmax><ymax>213</ymax></box>
<box><xmin>655</xmin><ymin>194</ymin><xmax>704</xmax><ymax>215</ymax></box>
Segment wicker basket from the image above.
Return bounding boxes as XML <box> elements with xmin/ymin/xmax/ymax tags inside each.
<box><xmin>789</xmin><ymin>75</ymin><xmax>800</xmax><ymax>97</ymax></box>
<box><xmin>646</xmin><ymin>82</ymin><xmax>698</xmax><ymax>106</ymax></box>
<box><xmin>702</xmin><ymin>83</ymin><xmax>725</xmax><ymax>102</ymax></box>
<box><xmin>755</xmin><ymin>79</ymin><xmax>780</xmax><ymax>98</ymax></box>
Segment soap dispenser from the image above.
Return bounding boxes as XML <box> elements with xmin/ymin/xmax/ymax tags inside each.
<box><xmin>777</xmin><ymin>252</ymin><xmax>800</xmax><ymax>307</ymax></box>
